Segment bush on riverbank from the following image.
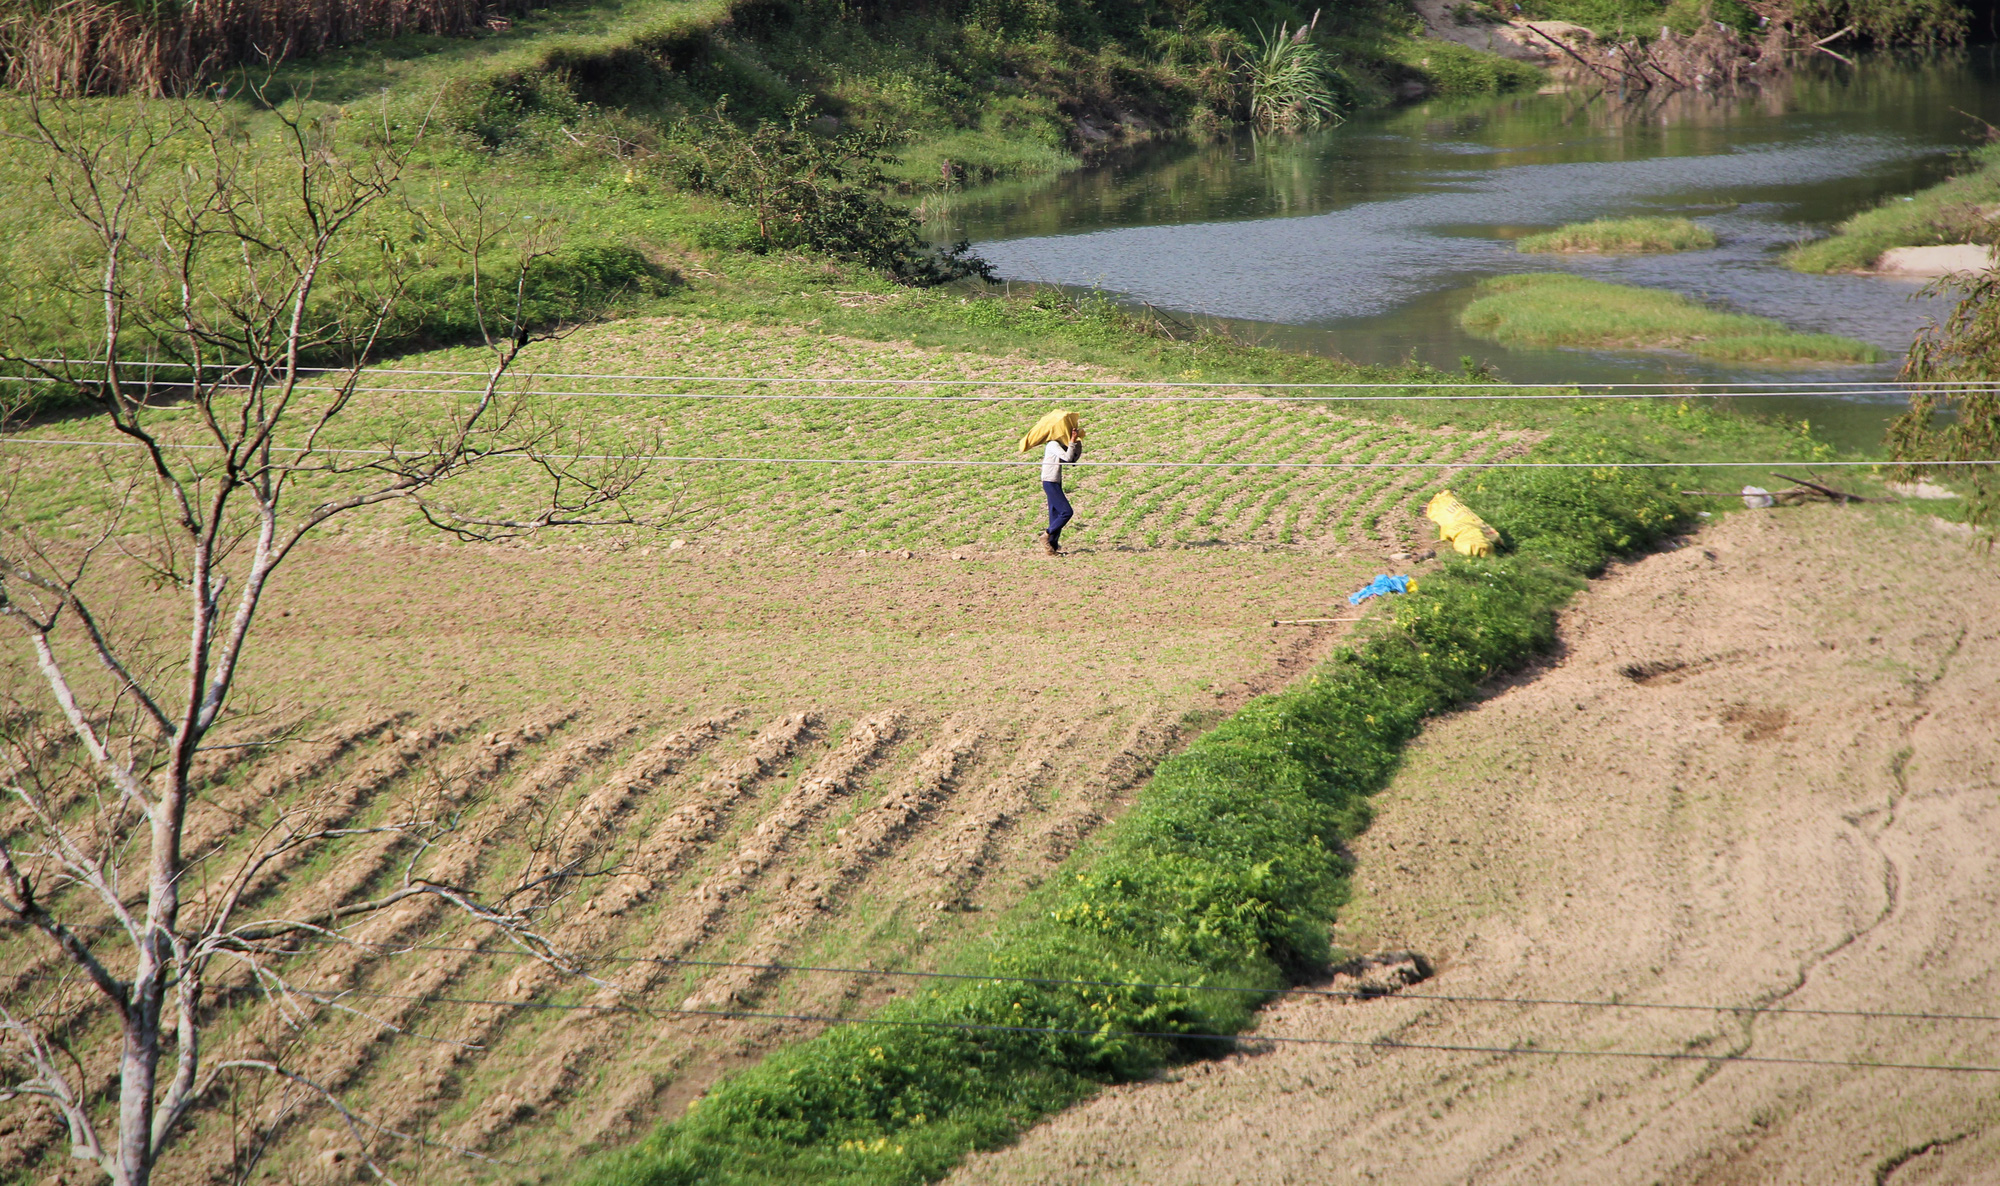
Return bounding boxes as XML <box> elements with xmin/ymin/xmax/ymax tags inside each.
<box><xmin>1517</xmin><ymin>216</ymin><xmax>1717</xmax><ymax>254</ymax></box>
<box><xmin>1460</xmin><ymin>274</ymin><xmax>1884</xmax><ymax>364</ymax></box>
<box><xmin>575</xmin><ymin>442</ymin><xmax>1693</xmax><ymax>1186</ymax></box>
<box><xmin>1891</xmin><ymin>268</ymin><xmax>2000</xmax><ymax>541</ymax></box>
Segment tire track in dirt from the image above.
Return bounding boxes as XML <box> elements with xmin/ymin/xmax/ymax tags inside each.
<box><xmin>188</xmin><ymin>712</ymin><xmax>404</xmax><ymax>848</ymax></box>
<box><xmin>0</xmin><ymin>713</ymin><xmax>403</xmax><ymax>1003</ymax></box>
<box><xmin>512</xmin><ymin>710</ymin><xmax>746</xmax><ymax>916</ymax></box>
<box><xmin>1697</xmin><ymin>629</ymin><xmax>1966</xmax><ymax>1100</ymax></box>
<box><xmin>632</xmin><ymin>711</ymin><xmax>904</xmax><ymax>971</ymax></box>
<box><xmin>253</xmin><ymin>710</ymin><xmax>586</xmax><ymax>973</ymax></box>
<box><xmin>203</xmin><ymin>714</ymin><xmax>477</xmax><ymax>932</ymax></box>
<box><xmin>367</xmin><ymin>713</ymin><xmax>816</xmax><ymax>1147</ymax></box>
<box><xmin>449</xmin><ymin>711</ymin><xmax>897</xmax><ymax>1146</ymax></box>
<box><xmin>1027</xmin><ymin>707</ymin><xmax>1181</xmax><ymax>868</ymax></box>
<box><xmin>182</xmin><ymin>710</ymin><xmax>320</xmax><ymax>797</ymax></box>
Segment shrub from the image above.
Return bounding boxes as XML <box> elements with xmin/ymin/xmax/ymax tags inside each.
<box><xmin>1791</xmin><ymin>0</ymin><xmax>1968</xmax><ymax>44</ymax></box>
<box><xmin>1399</xmin><ymin>39</ymin><xmax>1542</xmax><ymax>95</ymax></box>
<box><xmin>380</xmin><ymin>244</ymin><xmax>665</xmax><ymax>352</ymax></box>
<box><xmin>1889</xmin><ymin>268</ymin><xmax>2000</xmax><ymax>542</ymax></box>
<box><xmin>663</xmin><ymin>99</ymin><xmax>995</xmax><ymax>285</ymax></box>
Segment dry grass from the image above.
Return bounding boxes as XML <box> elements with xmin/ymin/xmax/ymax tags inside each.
<box><xmin>0</xmin><ymin>0</ymin><xmax>533</xmax><ymax>94</ymax></box>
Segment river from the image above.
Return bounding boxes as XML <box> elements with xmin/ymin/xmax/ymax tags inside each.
<box><xmin>930</xmin><ymin>50</ymin><xmax>2000</xmax><ymax>451</ymax></box>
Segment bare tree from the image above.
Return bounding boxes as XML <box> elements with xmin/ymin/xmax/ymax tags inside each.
<box><xmin>0</xmin><ymin>88</ymin><xmax>661</xmax><ymax>1185</ymax></box>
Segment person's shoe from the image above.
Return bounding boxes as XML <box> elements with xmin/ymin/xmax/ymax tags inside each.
<box><xmin>1040</xmin><ymin>531</ymin><xmax>1060</xmax><ymax>556</ymax></box>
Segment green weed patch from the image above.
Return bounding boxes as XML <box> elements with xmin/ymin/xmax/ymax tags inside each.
<box><xmin>1516</xmin><ymin>216</ymin><xmax>1717</xmax><ymax>254</ymax></box>
<box><xmin>1459</xmin><ymin>274</ymin><xmax>1884</xmax><ymax>364</ymax></box>
<box><xmin>1787</xmin><ymin>143</ymin><xmax>2000</xmax><ymax>274</ymax></box>
<box><xmin>576</xmin><ymin>440</ymin><xmax>1692</xmax><ymax>1186</ymax></box>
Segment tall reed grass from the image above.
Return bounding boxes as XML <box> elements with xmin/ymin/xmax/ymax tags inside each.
<box><xmin>1248</xmin><ymin>14</ymin><xmax>1338</xmax><ymax>132</ymax></box>
<box><xmin>0</xmin><ymin>0</ymin><xmax>533</xmax><ymax>94</ymax></box>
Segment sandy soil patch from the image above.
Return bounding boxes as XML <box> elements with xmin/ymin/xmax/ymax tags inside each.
<box><xmin>1873</xmin><ymin>244</ymin><xmax>1997</xmax><ymax>277</ymax></box>
<box><xmin>949</xmin><ymin>502</ymin><xmax>2000</xmax><ymax>1185</ymax></box>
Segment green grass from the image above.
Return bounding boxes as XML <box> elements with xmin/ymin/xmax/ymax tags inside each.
<box><xmin>1516</xmin><ymin>216</ymin><xmax>1717</xmax><ymax>255</ymax></box>
<box><xmin>1787</xmin><ymin>143</ymin><xmax>2000</xmax><ymax>273</ymax></box>
<box><xmin>1459</xmin><ymin>274</ymin><xmax>1886</xmax><ymax>364</ymax></box>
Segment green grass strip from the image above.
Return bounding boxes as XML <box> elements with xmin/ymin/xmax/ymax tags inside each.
<box><xmin>1786</xmin><ymin>143</ymin><xmax>2000</xmax><ymax>274</ymax></box>
<box><xmin>575</xmin><ymin>436</ymin><xmax>1693</xmax><ymax>1186</ymax></box>
<box><xmin>1516</xmin><ymin>216</ymin><xmax>1717</xmax><ymax>254</ymax></box>
<box><xmin>1459</xmin><ymin>274</ymin><xmax>1884</xmax><ymax>364</ymax></box>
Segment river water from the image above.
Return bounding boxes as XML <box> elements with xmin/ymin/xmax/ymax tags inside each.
<box><xmin>931</xmin><ymin>51</ymin><xmax>2000</xmax><ymax>450</ymax></box>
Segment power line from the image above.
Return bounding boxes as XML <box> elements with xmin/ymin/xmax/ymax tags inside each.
<box><xmin>307</xmin><ymin>987</ymin><xmax>2000</xmax><ymax>1075</ymax></box>
<box><xmin>19</xmin><ymin>359</ymin><xmax>1993</xmax><ymax>391</ymax></box>
<box><xmin>302</xmin><ymin>939</ymin><xmax>2000</xmax><ymax>1025</ymax></box>
<box><xmin>16</xmin><ymin>927</ymin><xmax>1999</xmax><ymax>1026</ymax></box>
<box><xmin>4</xmin><ymin>373</ymin><xmax>1981</xmax><ymax>403</ymax></box>
<box><xmin>0</xmin><ymin>435</ymin><xmax>1988</xmax><ymax>468</ymax></box>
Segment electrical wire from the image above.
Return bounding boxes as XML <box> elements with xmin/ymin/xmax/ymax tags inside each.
<box><xmin>304</xmin><ymin>987</ymin><xmax>2000</xmax><ymax>1075</ymax></box>
<box><xmin>293</xmin><ymin>939</ymin><xmax>2000</xmax><ymax>1025</ymax></box>
<box><xmin>19</xmin><ymin>925</ymin><xmax>1999</xmax><ymax>1026</ymax></box>
<box><xmin>19</xmin><ymin>358</ymin><xmax>2000</xmax><ymax>390</ymax></box>
<box><xmin>3</xmin><ymin>373</ymin><xmax>1986</xmax><ymax>402</ymax></box>
<box><xmin>0</xmin><ymin>435</ymin><xmax>1990</xmax><ymax>468</ymax></box>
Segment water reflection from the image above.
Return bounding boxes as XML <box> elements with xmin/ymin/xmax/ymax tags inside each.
<box><xmin>930</xmin><ymin>52</ymin><xmax>2000</xmax><ymax>447</ymax></box>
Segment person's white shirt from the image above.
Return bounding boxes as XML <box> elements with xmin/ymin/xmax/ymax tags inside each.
<box><xmin>1041</xmin><ymin>439</ymin><xmax>1082</xmax><ymax>482</ymax></box>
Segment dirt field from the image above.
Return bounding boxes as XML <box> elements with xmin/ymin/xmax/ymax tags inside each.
<box><xmin>949</xmin><ymin>502</ymin><xmax>2000</xmax><ymax>1186</ymax></box>
<box><xmin>1</xmin><ymin>538</ymin><xmax>1423</xmax><ymax>1186</ymax></box>
<box><xmin>1</xmin><ymin>314</ymin><xmax>1521</xmax><ymax>1184</ymax></box>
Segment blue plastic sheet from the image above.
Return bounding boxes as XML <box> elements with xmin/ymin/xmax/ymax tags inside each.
<box><xmin>1347</xmin><ymin>574</ymin><xmax>1411</xmax><ymax>606</ymax></box>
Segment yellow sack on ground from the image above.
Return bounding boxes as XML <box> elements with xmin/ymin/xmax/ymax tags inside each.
<box><xmin>1425</xmin><ymin>489</ymin><xmax>1500</xmax><ymax>558</ymax></box>
<box><xmin>1019</xmin><ymin>408</ymin><xmax>1080</xmax><ymax>452</ymax></box>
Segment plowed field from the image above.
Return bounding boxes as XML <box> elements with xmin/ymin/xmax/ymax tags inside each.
<box><xmin>0</xmin><ymin>320</ymin><xmax>1517</xmax><ymax>1184</ymax></box>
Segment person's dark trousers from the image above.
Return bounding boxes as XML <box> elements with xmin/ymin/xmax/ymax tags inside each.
<box><xmin>1043</xmin><ymin>480</ymin><xmax>1073</xmax><ymax>548</ymax></box>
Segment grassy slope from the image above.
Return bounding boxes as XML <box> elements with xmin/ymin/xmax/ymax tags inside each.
<box><xmin>0</xmin><ymin>0</ymin><xmax>1552</xmax><ymax>374</ymax></box>
<box><xmin>1459</xmin><ymin>274</ymin><xmax>1885</xmax><ymax>363</ymax></box>
<box><xmin>1788</xmin><ymin>142</ymin><xmax>2000</xmax><ymax>273</ymax></box>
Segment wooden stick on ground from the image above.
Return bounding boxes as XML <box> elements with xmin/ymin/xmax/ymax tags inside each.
<box><xmin>1271</xmin><ymin>616</ymin><xmax>1367</xmax><ymax>626</ymax></box>
<box><xmin>1772</xmin><ymin>473</ymin><xmax>1869</xmax><ymax>503</ymax></box>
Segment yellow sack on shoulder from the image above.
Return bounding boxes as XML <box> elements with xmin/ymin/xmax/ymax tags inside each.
<box><xmin>1019</xmin><ymin>409</ymin><xmax>1080</xmax><ymax>452</ymax></box>
<box><xmin>1425</xmin><ymin>490</ymin><xmax>1500</xmax><ymax>558</ymax></box>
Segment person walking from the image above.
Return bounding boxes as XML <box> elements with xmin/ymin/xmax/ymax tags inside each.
<box><xmin>1019</xmin><ymin>408</ymin><xmax>1084</xmax><ymax>556</ymax></box>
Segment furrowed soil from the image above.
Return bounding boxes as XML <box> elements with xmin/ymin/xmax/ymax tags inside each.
<box><xmin>949</xmin><ymin>502</ymin><xmax>2000</xmax><ymax>1186</ymax></box>
<box><xmin>0</xmin><ymin>320</ymin><xmax>1499</xmax><ymax>1185</ymax></box>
